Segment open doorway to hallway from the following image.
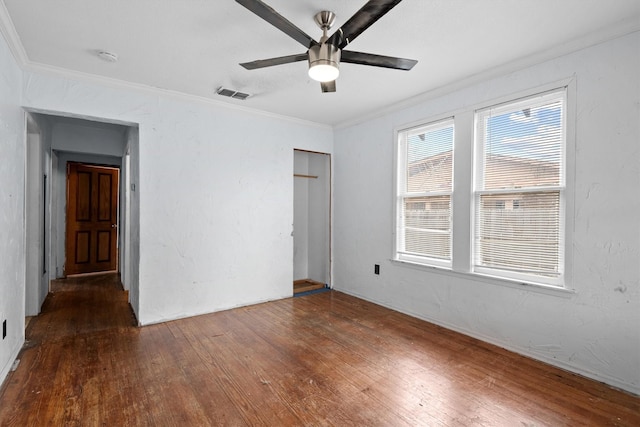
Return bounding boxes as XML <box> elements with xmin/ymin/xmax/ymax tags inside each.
<box><xmin>23</xmin><ymin>111</ymin><xmax>140</xmax><ymax>323</ymax></box>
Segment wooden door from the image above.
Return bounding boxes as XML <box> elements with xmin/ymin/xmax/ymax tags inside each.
<box><xmin>65</xmin><ymin>163</ymin><xmax>119</xmax><ymax>275</ymax></box>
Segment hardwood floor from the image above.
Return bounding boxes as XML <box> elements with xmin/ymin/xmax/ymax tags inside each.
<box><xmin>293</xmin><ymin>279</ymin><xmax>326</xmax><ymax>295</ymax></box>
<box><xmin>1</xmin><ymin>274</ymin><xmax>638</xmax><ymax>426</ymax></box>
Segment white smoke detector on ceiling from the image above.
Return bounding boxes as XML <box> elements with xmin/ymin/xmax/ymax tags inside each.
<box><xmin>97</xmin><ymin>50</ymin><xmax>118</xmax><ymax>63</ymax></box>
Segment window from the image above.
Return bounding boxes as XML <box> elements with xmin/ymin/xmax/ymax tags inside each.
<box><xmin>474</xmin><ymin>89</ymin><xmax>566</xmax><ymax>285</ymax></box>
<box><xmin>396</xmin><ymin>119</ymin><xmax>454</xmax><ymax>267</ymax></box>
<box><xmin>394</xmin><ymin>83</ymin><xmax>570</xmax><ymax>289</ymax></box>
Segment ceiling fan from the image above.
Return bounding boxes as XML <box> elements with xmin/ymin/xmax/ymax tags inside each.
<box><xmin>236</xmin><ymin>0</ymin><xmax>418</xmax><ymax>93</ymax></box>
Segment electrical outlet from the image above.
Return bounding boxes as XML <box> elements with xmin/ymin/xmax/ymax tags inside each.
<box><xmin>374</xmin><ymin>264</ymin><xmax>380</xmax><ymax>275</ymax></box>
<box><xmin>2</xmin><ymin>320</ymin><xmax>6</xmax><ymax>339</ymax></box>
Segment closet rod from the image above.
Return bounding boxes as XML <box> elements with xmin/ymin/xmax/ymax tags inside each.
<box><xmin>294</xmin><ymin>174</ymin><xmax>318</xmax><ymax>179</ymax></box>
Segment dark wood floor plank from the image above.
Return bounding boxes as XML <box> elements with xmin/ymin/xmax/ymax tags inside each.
<box><xmin>269</xmin><ymin>298</ymin><xmax>480</xmax><ymax>424</ymax></box>
<box><xmin>250</xmin><ymin>301</ymin><xmax>445</xmax><ymax>425</ymax></box>
<box><xmin>166</xmin><ymin>315</ymin><xmax>305</xmax><ymax>425</ymax></box>
<box><xmin>241</xmin><ymin>300</ymin><xmax>384</xmax><ymax>424</ymax></box>
<box><xmin>160</xmin><ymin>322</ymin><xmax>249</xmax><ymax>425</ymax></box>
<box><xmin>0</xmin><ymin>274</ymin><xmax>638</xmax><ymax>426</ymax></box>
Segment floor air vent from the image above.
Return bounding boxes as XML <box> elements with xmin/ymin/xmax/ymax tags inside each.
<box><xmin>216</xmin><ymin>87</ymin><xmax>251</xmax><ymax>100</ymax></box>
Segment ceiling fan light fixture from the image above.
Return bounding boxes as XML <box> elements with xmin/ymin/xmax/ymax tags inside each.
<box><xmin>308</xmin><ymin>43</ymin><xmax>340</xmax><ymax>82</ymax></box>
<box><xmin>308</xmin><ymin>63</ymin><xmax>339</xmax><ymax>82</ymax></box>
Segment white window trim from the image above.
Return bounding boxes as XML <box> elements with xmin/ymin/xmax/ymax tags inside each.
<box><xmin>392</xmin><ymin>77</ymin><xmax>576</xmax><ymax>293</ymax></box>
<box><xmin>472</xmin><ymin>88</ymin><xmax>567</xmax><ymax>287</ymax></box>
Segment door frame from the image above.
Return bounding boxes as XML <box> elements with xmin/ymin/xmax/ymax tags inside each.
<box><xmin>53</xmin><ymin>153</ymin><xmax>122</xmax><ymax>278</ymax></box>
<box><xmin>22</xmin><ymin>109</ymin><xmax>140</xmax><ymax>321</ymax></box>
<box><xmin>24</xmin><ymin>113</ymin><xmax>49</xmax><ymax>316</ymax></box>
<box><xmin>293</xmin><ymin>149</ymin><xmax>332</xmax><ymax>288</ymax></box>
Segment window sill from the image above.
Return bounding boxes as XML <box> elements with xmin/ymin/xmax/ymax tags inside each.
<box><xmin>390</xmin><ymin>259</ymin><xmax>576</xmax><ymax>298</ymax></box>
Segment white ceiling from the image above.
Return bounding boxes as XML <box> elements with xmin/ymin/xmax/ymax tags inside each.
<box><xmin>2</xmin><ymin>0</ymin><xmax>639</xmax><ymax>126</ymax></box>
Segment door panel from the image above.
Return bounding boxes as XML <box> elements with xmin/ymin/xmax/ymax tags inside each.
<box><xmin>98</xmin><ymin>173</ymin><xmax>113</xmax><ymax>220</ymax></box>
<box><xmin>97</xmin><ymin>231</ymin><xmax>111</xmax><ymax>262</ymax></box>
<box><xmin>77</xmin><ymin>171</ymin><xmax>91</xmax><ymax>221</ymax></box>
<box><xmin>75</xmin><ymin>231</ymin><xmax>91</xmax><ymax>263</ymax></box>
<box><xmin>66</xmin><ymin>163</ymin><xmax>119</xmax><ymax>275</ymax></box>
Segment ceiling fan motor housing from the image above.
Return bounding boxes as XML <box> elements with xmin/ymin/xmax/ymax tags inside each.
<box><xmin>308</xmin><ymin>43</ymin><xmax>341</xmax><ymax>82</ymax></box>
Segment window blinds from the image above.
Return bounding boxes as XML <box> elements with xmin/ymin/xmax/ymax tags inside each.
<box><xmin>398</xmin><ymin>120</ymin><xmax>454</xmax><ymax>264</ymax></box>
<box><xmin>474</xmin><ymin>90</ymin><xmax>565</xmax><ymax>282</ymax></box>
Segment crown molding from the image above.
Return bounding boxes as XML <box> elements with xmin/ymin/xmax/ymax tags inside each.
<box><xmin>0</xmin><ymin>0</ymin><xmax>28</xmax><ymax>65</ymax></box>
<box><xmin>334</xmin><ymin>18</ymin><xmax>640</xmax><ymax>130</ymax></box>
<box><xmin>2</xmin><ymin>0</ymin><xmax>637</xmax><ymax>132</ymax></box>
<box><xmin>0</xmin><ymin>2</ymin><xmax>330</xmax><ymax>131</ymax></box>
<box><xmin>21</xmin><ymin>61</ymin><xmax>332</xmax><ymax>130</ymax></box>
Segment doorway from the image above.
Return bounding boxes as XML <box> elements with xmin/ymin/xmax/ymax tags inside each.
<box><xmin>65</xmin><ymin>162</ymin><xmax>120</xmax><ymax>276</ymax></box>
<box><xmin>21</xmin><ymin>111</ymin><xmax>140</xmax><ymax>322</ymax></box>
<box><xmin>293</xmin><ymin>149</ymin><xmax>331</xmax><ymax>294</ymax></box>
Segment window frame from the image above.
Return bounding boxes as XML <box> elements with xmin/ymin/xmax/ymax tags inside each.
<box><xmin>395</xmin><ymin>117</ymin><xmax>455</xmax><ymax>269</ymax></box>
<box><xmin>472</xmin><ymin>88</ymin><xmax>567</xmax><ymax>287</ymax></box>
<box><xmin>392</xmin><ymin>78</ymin><xmax>575</xmax><ymax>292</ymax></box>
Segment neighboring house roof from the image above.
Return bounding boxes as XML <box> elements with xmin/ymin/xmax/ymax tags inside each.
<box><xmin>407</xmin><ymin>150</ymin><xmax>559</xmax><ymax>192</ymax></box>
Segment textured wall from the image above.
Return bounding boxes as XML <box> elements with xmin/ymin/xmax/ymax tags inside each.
<box><xmin>333</xmin><ymin>32</ymin><xmax>640</xmax><ymax>394</ymax></box>
<box><xmin>51</xmin><ymin>119</ymin><xmax>127</xmax><ymax>157</ymax></box>
<box><xmin>0</xmin><ymin>29</ymin><xmax>25</xmax><ymax>386</ymax></box>
<box><xmin>293</xmin><ymin>151</ymin><xmax>310</xmax><ymax>280</ymax></box>
<box><xmin>20</xmin><ymin>71</ymin><xmax>333</xmax><ymax>325</ymax></box>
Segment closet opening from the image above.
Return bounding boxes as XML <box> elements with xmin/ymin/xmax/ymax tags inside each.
<box><xmin>293</xmin><ymin>149</ymin><xmax>331</xmax><ymax>296</ymax></box>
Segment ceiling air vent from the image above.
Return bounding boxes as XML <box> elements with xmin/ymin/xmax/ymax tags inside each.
<box><xmin>216</xmin><ymin>87</ymin><xmax>251</xmax><ymax>100</ymax></box>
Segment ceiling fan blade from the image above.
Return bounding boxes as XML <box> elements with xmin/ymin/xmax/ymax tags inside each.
<box><xmin>236</xmin><ymin>0</ymin><xmax>317</xmax><ymax>48</ymax></box>
<box><xmin>240</xmin><ymin>53</ymin><xmax>308</xmax><ymax>70</ymax></box>
<box><xmin>327</xmin><ymin>0</ymin><xmax>403</xmax><ymax>49</ymax></box>
<box><xmin>321</xmin><ymin>80</ymin><xmax>336</xmax><ymax>93</ymax></box>
<box><xmin>341</xmin><ymin>50</ymin><xmax>417</xmax><ymax>70</ymax></box>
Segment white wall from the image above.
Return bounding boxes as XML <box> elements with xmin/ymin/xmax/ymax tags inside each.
<box><xmin>293</xmin><ymin>151</ymin><xmax>310</xmax><ymax>280</ymax></box>
<box><xmin>25</xmin><ymin>125</ymin><xmax>41</xmax><ymax>315</ymax></box>
<box><xmin>125</xmin><ymin>126</ymin><xmax>140</xmax><ymax>320</ymax></box>
<box><xmin>120</xmin><ymin>142</ymin><xmax>131</xmax><ymax>292</ymax></box>
<box><xmin>24</xmin><ymin>116</ymin><xmax>51</xmax><ymax>316</ymax></box>
<box><xmin>0</xmin><ymin>27</ymin><xmax>25</xmax><ymax>387</ymax></box>
<box><xmin>307</xmin><ymin>153</ymin><xmax>330</xmax><ymax>285</ymax></box>
<box><xmin>333</xmin><ymin>32</ymin><xmax>640</xmax><ymax>394</ymax></box>
<box><xmin>51</xmin><ymin>118</ymin><xmax>127</xmax><ymax>156</ymax></box>
<box><xmin>20</xmin><ymin>70</ymin><xmax>333</xmax><ymax>325</ymax></box>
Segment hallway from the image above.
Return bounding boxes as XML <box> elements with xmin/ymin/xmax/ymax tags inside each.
<box><xmin>0</xmin><ymin>274</ymin><xmax>138</xmax><ymax>424</ymax></box>
<box><xmin>0</xmin><ymin>274</ymin><xmax>638</xmax><ymax>425</ymax></box>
